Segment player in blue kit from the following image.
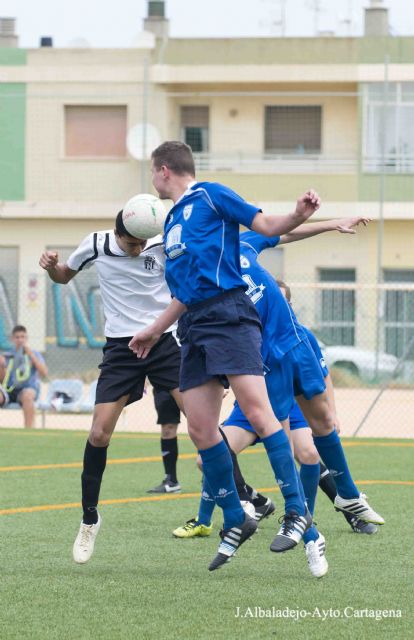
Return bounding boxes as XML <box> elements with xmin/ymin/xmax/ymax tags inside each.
<box><xmin>129</xmin><ymin>141</ymin><xmax>322</xmax><ymax>570</ymax></box>
<box><xmin>172</xmin><ymin>219</ymin><xmax>380</xmax><ymax>577</ymax></box>
<box><xmin>228</xmin><ymin>230</ymin><xmax>384</xmax><ymax>528</ymax></box>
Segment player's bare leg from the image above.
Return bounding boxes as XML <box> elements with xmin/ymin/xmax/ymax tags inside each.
<box><xmin>297</xmin><ymin>392</ymin><xmax>384</xmax><ymax>525</ymax></box>
<box><xmin>228</xmin><ymin>374</ymin><xmax>311</xmax><ymax>552</ymax></box>
<box><xmin>182</xmin><ymin>380</ymin><xmax>257</xmax><ymax>570</ymax></box>
<box><xmin>73</xmin><ymin>395</ymin><xmax>129</xmax><ymax>564</ymax></box>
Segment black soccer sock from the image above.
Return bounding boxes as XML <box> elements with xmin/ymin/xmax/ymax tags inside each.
<box><xmin>161</xmin><ymin>437</ymin><xmax>178</xmax><ymax>483</ymax></box>
<box><xmin>81</xmin><ymin>440</ymin><xmax>108</xmax><ymax>525</ymax></box>
<box><xmin>319</xmin><ymin>462</ymin><xmax>354</xmax><ymax>523</ymax></box>
<box><xmin>219</xmin><ymin>427</ymin><xmax>251</xmax><ymax>502</ymax></box>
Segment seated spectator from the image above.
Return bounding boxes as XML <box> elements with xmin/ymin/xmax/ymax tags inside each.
<box><xmin>1</xmin><ymin>325</ymin><xmax>48</xmax><ymax>428</ymax></box>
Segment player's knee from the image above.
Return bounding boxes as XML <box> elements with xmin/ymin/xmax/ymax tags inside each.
<box><xmin>241</xmin><ymin>405</ymin><xmax>267</xmax><ymax>433</ymax></box>
<box><xmin>89</xmin><ymin>424</ymin><xmax>112</xmax><ymax>447</ymax></box>
<box><xmin>161</xmin><ymin>423</ymin><xmax>178</xmax><ymax>438</ymax></box>
<box><xmin>297</xmin><ymin>446</ymin><xmax>319</xmax><ymax>465</ymax></box>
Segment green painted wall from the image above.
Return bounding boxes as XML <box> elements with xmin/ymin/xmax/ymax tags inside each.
<box><xmin>0</xmin><ymin>49</ymin><xmax>26</xmax><ymax>65</ymax></box>
<box><xmin>0</xmin><ymin>84</ymin><xmax>26</xmax><ymax>200</ymax></box>
<box><xmin>157</xmin><ymin>37</ymin><xmax>414</xmax><ymax>66</ymax></box>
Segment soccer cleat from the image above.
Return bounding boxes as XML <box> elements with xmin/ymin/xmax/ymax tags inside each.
<box><xmin>147</xmin><ymin>475</ymin><xmax>181</xmax><ymax>494</ymax></box>
<box><xmin>349</xmin><ymin>516</ymin><xmax>378</xmax><ymax>535</ymax></box>
<box><xmin>305</xmin><ymin>533</ymin><xmax>328</xmax><ymax>578</ymax></box>
<box><xmin>173</xmin><ymin>517</ymin><xmax>213</xmax><ymax>538</ymax></box>
<box><xmin>208</xmin><ymin>514</ymin><xmax>258</xmax><ymax>571</ymax></box>
<box><xmin>334</xmin><ymin>493</ymin><xmax>384</xmax><ymax>525</ymax></box>
<box><xmin>270</xmin><ymin>508</ymin><xmax>312</xmax><ymax>553</ymax></box>
<box><xmin>241</xmin><ymin>500</ymin><xmax>256</xmax><ymax>519</ymax></box>
<box><xmin>72</xmin><ymin>514</ymin><xmax>101</xmax><ymax>564</ymax></box>
<box><xmin>252</xmin><ymin>497</ymin><xmax>276</xmax><ymax>522</ymax></box>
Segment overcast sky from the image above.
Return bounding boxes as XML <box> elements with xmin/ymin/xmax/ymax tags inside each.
<box><xmin>2</xmin><ymin>0</ymin><xmax>413</xmax><ymax>48</ymax></box>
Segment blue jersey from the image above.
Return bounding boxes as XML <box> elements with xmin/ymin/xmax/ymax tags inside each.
<box><xmin>239</xmin><ymin>231</ymin><xmax>307</xmax><ymax>363</ymax></box>
<box><xmin>164</xmin><ymin>182</ymin><xmax>260</xmax><ymax>305</ymax></box>
<box><xmin>302</xmin><ymin>325</ymin><xmax>329</xmax><ymax>377</ymax></box>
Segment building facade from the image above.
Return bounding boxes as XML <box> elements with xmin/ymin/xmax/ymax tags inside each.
<box><xmin>0</xmin><ymin>11</ymin><xmax>413</xmax><ymax>377</ymax></box>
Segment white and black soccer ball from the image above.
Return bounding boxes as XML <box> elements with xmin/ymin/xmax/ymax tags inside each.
<box><xmin>122</xmin><ymin>193</ymin><xmax>167</xmax><ymax>239</ymax></box>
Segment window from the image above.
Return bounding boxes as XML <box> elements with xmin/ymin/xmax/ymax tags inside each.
<box><xmin>65</xmin><ymin>106</ymin><xmax>127</xmax><ymax>158</ymax></box>
<box><xmin>318</xmin><ymin>268</ymin><xmax>356</xmax><ymax>345</ymax></box>
<box><xmin>363</xmin><ymin>83</ymin><xmax>414</xmax><ymax>172</ymax></box>
<box><xmin>180</xmin><ymin>106</ymin><xmax>209</xmax><ymax>153</ymax></box>
<box><xmin>383</xmin><ymin>270</ymin><xmax>414</xmax><ymax>357</ymax></box>
<box><xmin>265</xmin><ymin>106</ymin><xmax>322</xmax><ymax>154</ymax></box>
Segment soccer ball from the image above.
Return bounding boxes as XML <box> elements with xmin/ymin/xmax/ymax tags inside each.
<box><xmin>122</xmin><ymin>193</ymin><xmax>167</xmax><ymax>239</ymax></box>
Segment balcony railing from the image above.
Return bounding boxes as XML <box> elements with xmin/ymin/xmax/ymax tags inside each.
<box><xmin>193</xmin><ymin>153</ymin><xmax>358</xmax><ymax>174</ymax></box>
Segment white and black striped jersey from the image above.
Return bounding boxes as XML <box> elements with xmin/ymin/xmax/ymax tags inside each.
<box><xmin>66</xmin><ymin>230</ymin><xmax>176</xmax><ymax>338</ymax></box>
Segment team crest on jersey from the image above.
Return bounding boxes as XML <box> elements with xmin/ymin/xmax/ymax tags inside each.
<box><xmin>240</xmin><ymin>255</ymin><xmax>250</xmax><ymax>269</ymax></box>
<box><xmin>144</xmin><ymin>255</ymin><xmax>156</xmax><ymax>270</ymax></box>
<box><xmin>165</xmin><ymin>224</ymin><xmax>186</xmax><ymax>259</ymax></box>
<box><xmin>183</xmin><ymin>204</ymin><xmax>193</xmax><ymax>221</ymax></box>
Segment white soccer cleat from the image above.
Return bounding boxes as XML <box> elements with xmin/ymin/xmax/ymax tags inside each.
<box><xmin>72</xmin><ymin>514</ymin><xmax>101</xmax><ymax>564</ymax></box>
<box><xmin>334</xmin><ymin>493</ymin><xmax>385</xmax><ymax>525</ymax></box>
<box><xmin>305</xmin><ymin>533</ymin><xmax>328</xmax><ymax>579</ymax></box>
<box><xmin>241</xmin><ymin>500</ymin><xmax>256</xmax><ymax>519</ymax></box>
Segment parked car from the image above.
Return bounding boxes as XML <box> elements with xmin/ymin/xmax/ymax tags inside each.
<box><xmin>314</xmin><ymin>335</ymin><xmax>399</xmax><ymax>383</ymax></box>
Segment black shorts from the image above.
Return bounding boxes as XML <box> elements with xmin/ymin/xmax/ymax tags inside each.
<box><xmin>95</xmin><ymin>332</ymin><xmax>180</xmax><ymax>406</ymax></box>
<box><xmin>177</xmin><ymin>288</ymin><xmax>263</xmax><ymax>392</ymax></box>
<box><xmin>153</xmin><ymin>387</ymin><xmax>181</xmax><ymax>425</ymax></box>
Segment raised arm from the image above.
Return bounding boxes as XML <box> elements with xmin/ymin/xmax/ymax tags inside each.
<box><xmin>39</xmin><ymin>251</ymin><xmax>77</xmax><ymax>284</ymax></box>
<box><xmin>129</xmin><ymin>298</ymin><xmax>187</xmax><ymax>359</ymax></box>
<box><xmin>251</xmin><ymin>190</ymin><xmax>321</xmax><ymax>237</ymax></box>
<box><xmin>278</xmin><ymin>216</ymin><xmax>371</xmax><ymax>245</ymax></box>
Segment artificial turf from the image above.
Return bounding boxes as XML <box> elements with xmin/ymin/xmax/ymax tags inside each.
<box><xmin>0</xmin><ymin>428</ymin><xmax>413</xmax><ymax>640</ymax></box>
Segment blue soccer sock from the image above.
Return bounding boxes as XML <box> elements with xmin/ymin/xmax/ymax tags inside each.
<box><xmin>300</xmin><ymin>463</ymin><xmax>320</xmax><ymax>515</ymax></box>
<box><xmin>198</xmin><ymin>440</ymin><xmax>245</xmax><ymax>530</ymax></box>
<box><xmin>197</xmin><ymin>475</ymin><xmax>216</xmax><ymax>526</ymax></box>
<box><xmin>303</xmin><ymin>524</ymin><xmax>320</xmax><ymax>544</ymax></box>
<box><xmin>313</xmin><ymin>430</ymin><xmax>359</xmax><ymax>499</ymax></box>
<box><xmin>262</xmin><ymin>430</ymin><xmax>305</xmax><ymax>516</ymax></box>
<box><xmin>295</xmin><ymin>466</ymin><xmax>320</xmax><ymax>544</ymax></box>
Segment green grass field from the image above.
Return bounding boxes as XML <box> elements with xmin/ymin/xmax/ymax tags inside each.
<box><xmin>0</xmin><ymin>428</ymin><xmax>413</xmax><ymax>640</ymax></box>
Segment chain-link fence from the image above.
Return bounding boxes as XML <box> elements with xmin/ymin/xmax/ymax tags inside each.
<box><xmin>1</xmin><ymin>60</ymin><xmax>413</xmax><ymax>436</ymax></box>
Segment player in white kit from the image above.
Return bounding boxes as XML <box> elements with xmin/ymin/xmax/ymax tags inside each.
<box><xmin>39</xmin><ymin>211</ymin><xmax>182</xmax><ymax>564</ymax></box>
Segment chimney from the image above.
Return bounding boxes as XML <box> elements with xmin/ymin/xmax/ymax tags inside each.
<box><xmin>364</xmin><ymin>0</ymin><xmax>389</xmax><ymax>36</ymax></box>
<box><xmin>144</xmin><ymin>1</ymin><xmax>169</xmax><ymax>40</ymax></box>
<box><xmin>0</xmin><ymin>17</ymin><xmax>18</xmax><ymax>48</ymax></box>
<box><xmin>40</xmin><ymin>36</ymin><xmax>53</xmax><ymax>47</ymax></box>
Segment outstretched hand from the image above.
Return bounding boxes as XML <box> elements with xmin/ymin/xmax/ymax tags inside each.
<box><xmin>335</xmin><ymin>216</ymin><xmax>371</xmax><ymax>234</ymax></box>
<box><xmin>129</xmin><ymin>328</ymin><xmax>161</xmax><ymax>359</ymax></box>
<box><xmin>295</xmin><ymin>190</ymin><xmax>321</xmax><ymax>220</ymax></box>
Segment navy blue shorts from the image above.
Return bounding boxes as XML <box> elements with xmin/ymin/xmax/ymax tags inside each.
<box><xmin>177</xmin><ymin>288</ymin><xmax>263</xmax><ymax>392</ymax></box>
<box><xmin>265</xmin><ymin>338</ymin><xmax>326</xmax><ymax>421</ymax></box>
<box><xmin>222</xmin><ymin>399</ymin><xmax>308</xmax><ymax>445</ymax></box>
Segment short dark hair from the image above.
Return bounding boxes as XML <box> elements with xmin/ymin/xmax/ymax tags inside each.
<box><xmin>276</xmin><ymin>279</ymin><xmax>291</xmax><ymax>302</ymax></box>
<box><xmin>115</xmin><ymin>210</ymin><xmax>136</xmax><ymax>239</ymax></box>
<box><xmin>151</xmin><ymin>141</ymin><xmax>196</xmax><ymax>176</ymax></box>
<box><xmin>12</xmin><ymin>325</ymin><xmax>27</xmax><ymax>335</ymax></box>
